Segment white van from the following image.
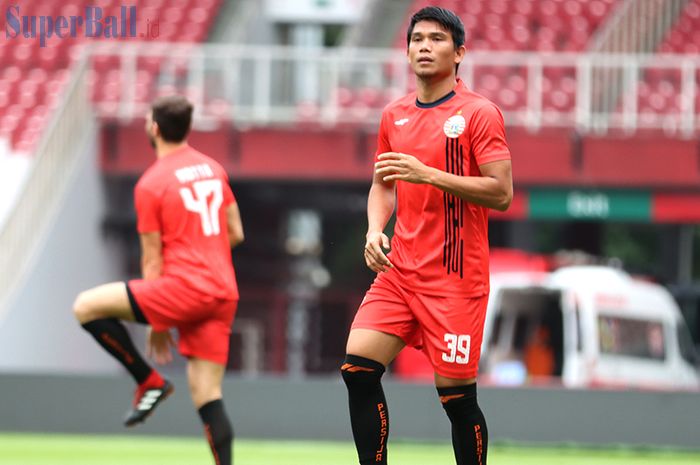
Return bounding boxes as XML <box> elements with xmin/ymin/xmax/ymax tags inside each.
<box><xmin>480</xmin><ymin>266</ymin><xmax>700</xmax><ymax>390</ymax></box>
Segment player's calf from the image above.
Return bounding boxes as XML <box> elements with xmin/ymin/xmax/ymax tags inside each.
<box><xmin>78</xmin><ymin>312</ymin><xmax>171</xmax><ymax>427</ymax></box>
<box><xmin>437</xmin><ymin>383</ymin><xmax>488</xmax><ymax>465</ymax></box>
<box><xmin>198</xmin><ymin>399</ymin><xmax>233</xmax><ymax>465</ymax></box>
<box><xmin>80</xmin><ymin>317</ymin><xmax>154</xmax><ymax>381</ymax></box>
<box><xmin>341</xmin><ymin>354</ymin><xmax>389</xmax><ymax>465</ymax></box>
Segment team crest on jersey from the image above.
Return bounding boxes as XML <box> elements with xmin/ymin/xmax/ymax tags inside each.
<box><xmin>443</xmin><ymin>114</ymin><xmax>466</xmax><ymax>138</ymax></box>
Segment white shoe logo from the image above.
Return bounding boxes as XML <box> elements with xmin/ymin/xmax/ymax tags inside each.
<box><xmin>394</xmin><ymin>118</ymin><xmax>409</xmax><ymax>126</ymax></box>
<box><xmin>137</xmin><ymin>390</ymin><xmax>161</xmax><ymax>411</ymax></box>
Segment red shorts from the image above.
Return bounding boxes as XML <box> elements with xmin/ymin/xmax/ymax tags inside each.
<box><xmin>351</xmin><ymin>274</ymin><xmax>488</xmax><ymax>379</ymax></box>
<box><xmin>128</xmin><ymin>276</ymin><xmax>238</xmax><ymax>365</ymax></box>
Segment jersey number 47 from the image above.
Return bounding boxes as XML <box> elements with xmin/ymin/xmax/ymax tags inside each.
<box><xmin>179</xmin><ymin>180</ymin><xmax>223</xmax><ymax>236</ymax></box>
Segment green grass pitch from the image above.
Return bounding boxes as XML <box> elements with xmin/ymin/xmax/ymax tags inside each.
<box><xmin>1</xmin><ymin>434</ymin><xmax>699</xmax><ymax>465</ymax></box>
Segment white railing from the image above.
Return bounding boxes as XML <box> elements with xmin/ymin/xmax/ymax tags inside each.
<box><xmin>590</xmin><ymin>0</ymin><xmax>689</xmax><ymax>54</ymax></box>
<box><xmin>88</xmin><ymin>43</ymin><xmax>700</xmax><ymax>137</ymax></box>
<box><xmin>0</xmin><ymin>56</ymin><xmax>93</xmax><ymax>318</ymax></box>
<box><xmin>588</xmin><ymin>0</ymin><xmax>691</xmax><ymax>116</ymax></box>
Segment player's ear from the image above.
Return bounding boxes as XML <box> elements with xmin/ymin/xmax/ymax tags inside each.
<box><xmin>151</xmin><ymin>121</ymin><xmax>161</xmax><ymax>138</ymax></box>
<box><xmin>454</xmin><ymin>45</ymin><xmax>466</xmax><ymax>65</ymax></box>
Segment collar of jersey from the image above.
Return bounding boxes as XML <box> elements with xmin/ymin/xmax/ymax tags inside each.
<box><xmin>415</xmin><ymin>90</ymin><xmax>456</xmax><ymax>109</ymax></box>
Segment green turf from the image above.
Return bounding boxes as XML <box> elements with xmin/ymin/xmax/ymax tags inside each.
<box><xmin>1</xmin><ymin>434</ymin><xmax>699</xmax><ymax>465</ymax></box>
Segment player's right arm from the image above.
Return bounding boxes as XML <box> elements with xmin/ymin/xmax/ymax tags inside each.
<box><xmin>365</xmin><ymin>172</ymin><xmax>395</xmax><ymax>273</ymax></box>
<box><xmin>226</xmin><ymin>202</ymin><xmax>244</xmax><ymax>248</ymax></box>
<box><xmin>364</xmin><ymin>111</ymin><xmax>395</xmax><ymax>273</ymax></box>
<box><xmin>139</xmin><ymin>230</ymin><xmax>172</xmax><ymax>362</ymax></box>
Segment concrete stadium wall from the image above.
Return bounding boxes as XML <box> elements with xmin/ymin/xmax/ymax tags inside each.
<box><xmin>1</xmin><ymin>373</ymin><xmax>698</xmax><ymax>449</ymax></box>
<box><xmin>0</xmin><ymin>129</ymin><xmax>124</xmax><ymax>374</ymax></box>
<box><xmin>101</xmin><ymin>123</ymin><xmax>700</xmax><ymax>188</ymax></box>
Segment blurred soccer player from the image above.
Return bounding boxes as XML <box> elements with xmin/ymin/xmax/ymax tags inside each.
<box><xmin>341</xmin><ymin>6</ymin><xmax>512</xmax><ymax>465</ymax></box>
<box><xmin>73</xmin><ymin>95</ymin><xmax>243</xmax><ymax>465</ymax></box>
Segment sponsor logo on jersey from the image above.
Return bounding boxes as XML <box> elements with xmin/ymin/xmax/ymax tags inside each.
<box><xmin>443</xmin><ymin>114</ymin><xmax>466</xmax><ymax>138</ymax></box>
<box><xmin>394</xmin><ymin>118</ymin><xmax>410</xmax><ymax>126</ymax></box>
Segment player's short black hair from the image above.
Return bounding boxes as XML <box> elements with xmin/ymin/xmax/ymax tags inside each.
<box><xmin>406</xmin><ymin>6</ymin><xmax>466</xmax><ymax>49</ymax></box>
<box><xmin>151</xmin><ymin>95</ymin><xmax>193</xmax><ymax>143</ymax></box>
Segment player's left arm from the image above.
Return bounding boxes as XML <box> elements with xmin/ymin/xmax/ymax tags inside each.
<box><xmin>226</xmin><ymin>202</ymin><xmax>244</xmax><ymax>248</ymax></box>
<box><xmin>139</xmin><ymin>231</ymin><xmax>163</xmax><ymax>280</ymax></box>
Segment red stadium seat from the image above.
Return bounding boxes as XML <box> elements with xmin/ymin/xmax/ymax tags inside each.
<box><xmin>402</xmin><ymin>0</ymin><xmax>620</xmax><ymax>52</ymax></box>
<box><xmin>5</xmin><ymin>68</ymin><xmax>25</xmax><ymax>96</ymax></box>
<box><xmin>0</xmin><ymin>87</ymin><xmax>10</xmax><ymax>109</ymax></box>
<box><xmin>334</xmin><ymin>87</ymin><xmax>354</xmax><ymax>108</ymax></box>
<box><xmin>0</xmin><ymin>0</ymin><xmax>224</xmax><ymax>154</ymax></box>
<box><xmin>204</xmin><ymin>98</ymin><xmax>232</xmax><ymax>120</ymax></box>
<box><xmin>497</xmin><ymin>88</ymin><xmax>522</xmax><ymax>110</ymax></box>
<box><xmin>658</xmin><ymin>0</ymin><xmax>700</xmax><ymax>54</ymax></box>
<box><xmin>295</xmin><ymin>101</ymin><xmax>320</xmax><ymax>123</ymax></box>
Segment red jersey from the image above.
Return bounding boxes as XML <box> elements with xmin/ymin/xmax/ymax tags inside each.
<box><xmin>376</xmin><ymin>79</ymin><xmax>510</xmax><ymax>297</ymax></box>
<box><xmin>134</xmin><ymin>145</ymin><xmax>238</xmax><ymax>300</ymax></box>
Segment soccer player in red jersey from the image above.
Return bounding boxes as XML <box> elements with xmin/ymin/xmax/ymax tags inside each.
<box><xmin>73</xmin><ymin>96</ymin><xmax>243</xmax><ymax>465</ymax></box>
<box><xmin>341</xmin><ymin>7</ymin><xmax>512</xmax><ymax>465</ymax></box>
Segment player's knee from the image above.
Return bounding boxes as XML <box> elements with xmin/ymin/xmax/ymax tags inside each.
<box><xmin>72</xmin><ymin>292</ymin><xmax>94</xmax><ymax>323</ymax></box>
<box><xmin>437</xmin><ymin>384</ymin><xmax>481</xmax><ymax>421</ymax></box>
<box><xmin>340</xmin><ymin>354</ymin><xmax>385</xmax><ymax>389</ymax></box>
<box><xmin>189</xmin><ymin>381</ymin><xmax>222</xmax><ymax>408</ymax></box>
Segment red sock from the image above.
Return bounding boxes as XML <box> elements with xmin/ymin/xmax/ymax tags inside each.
<box><xmin>140</xmin><ymin>370</ymin><xmax>164</xmax><ymax>389</ymax></box>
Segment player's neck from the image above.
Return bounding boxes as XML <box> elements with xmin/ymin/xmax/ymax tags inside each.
<box><xmin>155</xmin><ymin>141</ymin><xmax>188</xmax><ymax>159</ymax></box>
<box><xmin>415</xmin><ymin>75</ymin><xmax>457</xmax><ymax>104</ymax></box>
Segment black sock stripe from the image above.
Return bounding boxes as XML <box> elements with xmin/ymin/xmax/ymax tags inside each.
<box><xmin>198</xmin><ymin>398</ymin><xmax>225</xmax><ymax>417</ymax></box>
<box><xmin>436</xmin><ymin>383</ymin><xmax>477</xmax><ymax>398</ymax></box>
<box><xmin>343</xmin><ymin>354</ymin><xmax>386</xmax><ymax>373</ymax></box>
<box><xmin>126</xmin><ymin>283</ymin><xmax>149</xmax><ymax>324</ymax></box>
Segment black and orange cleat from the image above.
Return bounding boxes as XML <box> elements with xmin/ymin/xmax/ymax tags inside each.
<box><xmin>124</xmin><ymin>378</ymin><xmax>174</xmax><ymax>427</ymax></box>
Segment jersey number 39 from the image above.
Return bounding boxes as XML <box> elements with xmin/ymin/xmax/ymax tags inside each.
<box><xmin>442</xmin><ymin>333</ymin><xmax>470</xmax><ymax>364</ymax></box>
<box><xmin>179</xmin><ymin>180</ymin><xmax>223</xmax><ymax>236</ymax></box>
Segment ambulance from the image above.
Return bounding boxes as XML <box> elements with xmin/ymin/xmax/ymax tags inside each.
<box><xmin>480</xmin><ymin>266</ymin><xmax>700</xmax><ymax>389</ymax></box>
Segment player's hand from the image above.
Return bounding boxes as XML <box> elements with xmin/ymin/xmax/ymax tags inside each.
<box><xmin>146</xmin><ymin>328</ymin><xmax>176</xmax><ymax>365</ymax></box>
<box><xmin>364</xmin><ymin>231</ymin><xmax>393</xmax><ymax>273</ymax></box>
<box><xmin>375</xmin><ymin>152</ymin><xmax>434</xmax><ymax>184</ymax></box>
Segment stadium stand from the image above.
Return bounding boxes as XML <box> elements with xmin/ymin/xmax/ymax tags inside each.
<box><xmin>0</xmin><ymin>0</ymin><xmax>222</xmax><ymax>155</ymax></box>
<box><xmin>403</xmin><ymin>0</ymin><xmax>620</xmax><ymax>52</ymax></box>
<box><xmin>636</xmin><ymin>0</ymin><xmax>700</xmax><ymax>121</ymax></box>
<box><xmin>595</xmin><ymin>0</ymin><xmax>700</xmax><ymax>131</ymax></box>
<box><xmin>658</xmin><ymin>0</ymin><xmax>700</xmax><ymax>54</ymax></box>
<box><xmin>395</xmin><ymin>0</ymin><xmax>621</xmax><ymax>115</ymax></box>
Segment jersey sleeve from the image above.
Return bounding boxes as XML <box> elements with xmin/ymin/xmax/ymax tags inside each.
<box><xmin>134</xmin><ymin>184</ymin><xmax>162</xmax><ymax>233</ymax></box>
<box><xmin>223</xmin><ymin>178</ymin><xmax>236</xmax><ymax>206</ymax></box>
<box><xmin>468</xmin><ymin>102</ymin><xmax>511</xmax><ymax>166</ymax></box>
<box><xmin>217</xmin><ymin>166</ymin><xmax>236</xmax><ymax>206</ymax></box>
<box><xmin>373</xmin><ymin>110</ymin><xmax>393</xmax><ymax>162</ymax></box>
